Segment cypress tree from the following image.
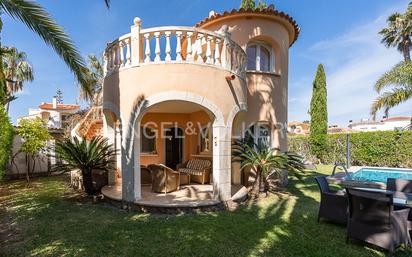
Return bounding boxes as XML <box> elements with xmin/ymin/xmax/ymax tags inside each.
<box><xmin>309</xmin><ymin>64</ymin><xmax>328</xmax><ymax>160</ymax></box>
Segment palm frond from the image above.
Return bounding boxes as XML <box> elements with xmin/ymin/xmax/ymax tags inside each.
<box><xmin>374</xmin><ymin>61</ymin><xmax>412</xmax><ymax>93</ymax></box>
<box><xmin>0</xmin><ymin>0</ymin><xmax>92</xmax><ymax>98</ymax></box>
<box><xmin>52</xmin><ymin>136</ymin><xmax>116</xmax><ymax>174</ymax></box>
<box><xmin>370</xmin><ymin>86</ymin><xmax>412</xmax><ymax>118</ymax></box>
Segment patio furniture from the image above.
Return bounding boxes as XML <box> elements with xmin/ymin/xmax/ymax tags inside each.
<box><xmin>148</xmin><ymin>164</ymin><xmax>180</xmax><ymax>193</ymax></box>
<box><xmin>141</xmin><ymin>165</ymin><xmax>152</xmax><ymax>185</ymax></box>
<box><xmin>179</xmin><ymin>172</ymin><xmax>190</xmax><ymax>186</ymax></box>
<box><xmin>387</xmin><ymin>178</ymin><xmax>412</xmax><ymax>228</ymax></box>
<box><xmin>177</xmin><ymin>159</ymin><xmax>211</xmax><ymax>184</ymax></box>
<box><xmin>387</xmin><ymin>178</ymin><xmax>412</xmax><ymax>193</ymax></box>
<box><xmin>346</xmin><ymin>188</ymin><xmax>411</xmax><ymax>254</ymax></box>
<box><xmin>314</xmin><ymin>176</ymin><xmax>348</xmax><ymax>224</ymax></box>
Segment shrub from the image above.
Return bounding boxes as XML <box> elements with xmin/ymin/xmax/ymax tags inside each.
<box><xmin>288</xmin><ymin>131</ymin><xmax>412</xmax><ymax>167</ymax></box>
<box><xmin>0</xmin><ymin>107</ymin><xmax>14</xmax><ymax>179</ymax></box>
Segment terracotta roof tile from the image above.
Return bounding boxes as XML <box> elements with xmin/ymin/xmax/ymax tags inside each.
<box><xmin>195</xmin><ymin>8</ymin><xmax>300</xmax><ymax>45</ymax></box>
<box><xmin>39</xmin><ymin>103</ymin><xmax>80</xmax><ymax>111</ymax></box>
<box><xmin>382</xmin><ymin>116</ymin><xmax>411</xmax><ymax>122</ymax></box>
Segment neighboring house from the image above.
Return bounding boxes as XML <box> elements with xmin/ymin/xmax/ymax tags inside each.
<box><xmin>288</xmin><ymin>121</ymin><xmax>310</xmax><ymax>135</ymax></box>
<box><xmin>327</xmin><ymin>125</ymin><xmax>352</xmax><ymax>134</ymax></box>
<box><xmin>8</xmin><ymin>98</ymin><xmax>80</xmax><ymax>179</ymax></box>
<box><xmin>17</xmin><ymin>97</ymin><xmax>80</xmax><ymax>129</ymax></box>
<box><xmin>348</xmin><ymin>116</ymin><xmax>412</xmax><ymax>132</ymax></box>
<box><xmin>92</xmin><ymin>7</ymin><xmax>299</xmax><ymax>203</ymax></box>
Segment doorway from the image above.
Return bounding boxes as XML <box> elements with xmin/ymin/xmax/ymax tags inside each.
<box><xmin>165</xmin><ymin>127</ymin><xmax>183</xmax><ymax>169</ymax></box>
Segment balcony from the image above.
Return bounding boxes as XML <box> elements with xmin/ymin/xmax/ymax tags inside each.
<box><xmin>103</xmin><ymin>19</ymin><xmax>247</xmax><ymax>80</ymax></box>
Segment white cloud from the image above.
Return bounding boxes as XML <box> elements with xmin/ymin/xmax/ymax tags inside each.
<box><xmin>289</xmin><ymin>2</ymin><xmax>412</xmax><ymax>126</ymax></box>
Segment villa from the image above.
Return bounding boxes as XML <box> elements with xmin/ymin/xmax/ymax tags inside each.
<box><xmin>94</xmin><ymin>7</ymin><xmax>299</xmax><ymax>206</ymax></box>
<box><xmin>17</xmin><ymin>96</ymin><xmax>80</xmax><ymax>129</ymax></box>
<box><xmin>348</xmin><ymin>116</ymin><xmax>412</xmax><ymax>132</ymax></box>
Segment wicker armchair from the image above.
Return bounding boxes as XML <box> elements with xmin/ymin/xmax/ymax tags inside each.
<box><xmin>148</xmin><ymin>164</ymin><xmax>180</xmax><ymax>193</ymax></box>
<box><xmin>141</xmin><ymin>165</ymin><xmax>152</xmax><ymax>185</ymax></box>
<box><xmin>314</xmin><ymin>176</ymin><xmax>348</xmax><ymax>224</ymax></box>
<box><xmin>387</xmin><ymin>178</ymin><xmax>412</xmax><ymax>229</ymax></box>
<box><xmin>346</xmin><ymin>188</ymin><xmax>411</xmax><ymax>254</ymax></box>
<box><xmin>177</xmin><ymin>159</ymin><xmax>211</xmax><ymax>184</ymax></box>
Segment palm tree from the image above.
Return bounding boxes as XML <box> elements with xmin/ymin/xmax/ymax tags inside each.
<box><xmin>379</xmin><ymin>8</ymin><xmax>412</xmax><ymax>62</ymax></box>
<box><xmin>53</xmin><ymin>136</ymin><xmax>116</xmax><ymax>195</ymax></box>
<box><xmin>371</xmin><ymin>61</ymin><xmax>412</xmax><ymax>118</ymax></box>
<box><xmin>0</xmin><ymin>0</ymin><xmax>109</xmax><ymax>106</ymax></box>
<box><xmin>3</xmin><ymin>46</ymin><xmax>33</xmax><ymax>113</ymax></box>
<box><xmin>80</xmin><ymin>54</ymin><xmax>104</xmax><ymax>106</ymax></box>
<box><xmin>233</xmin><ymin>141</ymin><xmax>305</xmax><ymax>198</ymax></box>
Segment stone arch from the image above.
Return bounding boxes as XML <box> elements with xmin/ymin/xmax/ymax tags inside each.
<box><xmin>122</xmin><ymin>91</ymin><xmax>233</xmax><ymax>202</ymax></box>
<box><xmin>135</xmin><ymin>91</ymin><xmax>225</xmax><ymax>126</ymax></box>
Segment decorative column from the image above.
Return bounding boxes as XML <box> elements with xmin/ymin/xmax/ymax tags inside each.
<box><xmin>130</xmin><ymin>17</ymin><xmax>141</xmax><ymax>66</ymax></box>
<box><xmin>103</xmin><ymin>113</ymin><xmax>117</xmax><ymax>186</ymax></box>
<box><xmin>212</xmin><ymin>123</ymin><xmax>232</xmax><ymax>201</ymax></box>
<box><xmin>121</xmin><ymin>122</ymin><xmax>141</xmax><ymax>203</ymax></box>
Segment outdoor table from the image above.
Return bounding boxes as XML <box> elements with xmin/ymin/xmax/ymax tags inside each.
<box><xmin>353</xmin><ymin>187</ymin><xmax>412</xmax><ymax>221</ymax></box>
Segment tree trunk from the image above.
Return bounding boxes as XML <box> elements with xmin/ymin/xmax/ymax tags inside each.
<box><xmin>82</xmin><ymin>169</ymin><xmax>94</xmax><ymax>195</ymax></box>
<box><xmin>251</xmin><ymin>167</ymin><xmax>262</xmax><ymax>198</ymax></box>
<box><xmin>5</xmin><ymin>101</ymin><xmax>9</xmax><ymax>113</ymax></box>
<box><xmin>25</xmin><ymin>153</ymin><xmax>30</xmax><ymax>183</ymax></box>
<box><xmin>259</xmin><ymin>171</ymin><xmax>266</xmax><ymax>192</ymax></box>
<box><xmin>0</xmin><ymin>17</ymin><xmax>7</xmax><ymax>106</ymax></box>
<box><xmin>31</xmin><ymin>154</ymin><xmax>36</xmax><ymax>175</ymax></box>
<box><xmin>404</xmin><ymin>42</ymin><xmax>411</xmax><ymax>62</ymax></box>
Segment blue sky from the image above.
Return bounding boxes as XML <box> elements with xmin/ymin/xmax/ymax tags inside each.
<box><xmin>4</xmin><ymin>0</ymin><xmax>411</xmax><ymax>126</ymax></box>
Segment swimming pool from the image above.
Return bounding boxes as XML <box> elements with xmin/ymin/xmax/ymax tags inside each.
<box><xmin>346</xmin><ymin>167</ymin><xmax>412</xmax><ymax>183</ymax></box>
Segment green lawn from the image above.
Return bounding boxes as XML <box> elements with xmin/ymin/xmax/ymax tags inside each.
<box><xmin>1</xmin><ymin>166</ymin><xmax>411</xmax><ymax>257</ymax></box>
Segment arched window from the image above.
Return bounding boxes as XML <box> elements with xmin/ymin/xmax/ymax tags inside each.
<box><xmin>246</xmin><ymin>43</ymin><xmax>272</xmax><ymax>72</ymax></box>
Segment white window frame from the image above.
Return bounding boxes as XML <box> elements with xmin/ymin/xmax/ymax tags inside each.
<box><xmin>246</xmin><ymin>42</ymin><xmax>274</xmax><ymax>72</ymax></box>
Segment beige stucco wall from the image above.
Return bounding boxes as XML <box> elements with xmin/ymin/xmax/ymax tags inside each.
<box><xmin>199</xmin><ymin>14</ymin><xmax>293</xmax><ymax>150</ymax></box>
<box><xmin>103</xmin><ymin>63</ymin><xmax>247</xmax><ymax>128</ymax></box>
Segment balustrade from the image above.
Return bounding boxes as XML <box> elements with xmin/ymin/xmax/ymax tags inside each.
<box><xmin>104</xmin><ymin>24</ymin><xmax>246</xmax><ymax>79</ymax></box>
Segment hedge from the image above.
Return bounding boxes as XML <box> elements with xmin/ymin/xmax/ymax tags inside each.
<box><xmin>288</xmin><ymin>130</ymin><xmax>412</xmax><ymax>168</ymax></box>
<box><xmin>0</xmin><ymin>107</ymin><xmax>13</xmax><ymax>179</ymax></box>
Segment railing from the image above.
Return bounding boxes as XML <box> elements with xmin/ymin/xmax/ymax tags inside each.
<box><xmin>76</xmin><ymin>106</ymin><xmax>103</xmax><ymax>138</ymax></box>
<box><xmin>104</xmin><ymin>20</ymin><xmax>247</xmax><ymax>79</ymax></box>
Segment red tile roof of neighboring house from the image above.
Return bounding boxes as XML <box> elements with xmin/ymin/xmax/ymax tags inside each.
<box><xmin>195</xmin><ymin>8</ymin><xmax>300</xmax><ymax>46</ymax></box>
<box><xmin>382</xmin><ymin>116</ymin><xmax>411</xmax><ymax>122</ymax></box>
<box><xmin>39</xmin><ymin>103</ymin><xmax>80</xmax><ymax>111</ymax></box>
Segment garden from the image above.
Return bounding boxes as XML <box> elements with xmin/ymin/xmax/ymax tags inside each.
<box><xmin>2</xmin><ymin>165</ymin><xmax>410</xmax><ymax>257</ymax></box>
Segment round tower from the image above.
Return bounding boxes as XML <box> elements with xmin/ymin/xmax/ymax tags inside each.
<box><xmin>196</xmin><ymin>7</ymin><xmax>300</xmax><ymax>151</ymax></box>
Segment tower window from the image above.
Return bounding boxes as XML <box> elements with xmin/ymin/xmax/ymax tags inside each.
<box><xmin>246</xmin><ymin>43</ymin><xmax>272</xmax><ymax>72</ymax></box>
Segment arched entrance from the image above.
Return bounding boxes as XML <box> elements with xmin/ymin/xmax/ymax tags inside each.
<box><xmin>119</xmin><ymin>91</ymin><xmax>234</xmax><ymax>204</ymax></box>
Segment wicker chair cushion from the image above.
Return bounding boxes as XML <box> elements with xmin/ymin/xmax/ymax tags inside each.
<box><xmin>186</xmin><ymin>159</ymin><xmax>211</xmax><ymax>170</ymax></box>
<box><xmin>179</xmin><ymin>168</ymin><xmax>203</xmax><ymax>176</ymax></box>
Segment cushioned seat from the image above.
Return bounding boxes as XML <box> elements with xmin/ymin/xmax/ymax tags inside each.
<box><xmin>177</xmin><ymin>159</ymin><xmax>211</xmax><ymax>184</ymax></box>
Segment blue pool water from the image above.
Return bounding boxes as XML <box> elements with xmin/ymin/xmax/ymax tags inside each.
<box><xmin>346</xmin><ymin>168</ymin><xmax>412</xmax><ymax>183</ymax></box>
